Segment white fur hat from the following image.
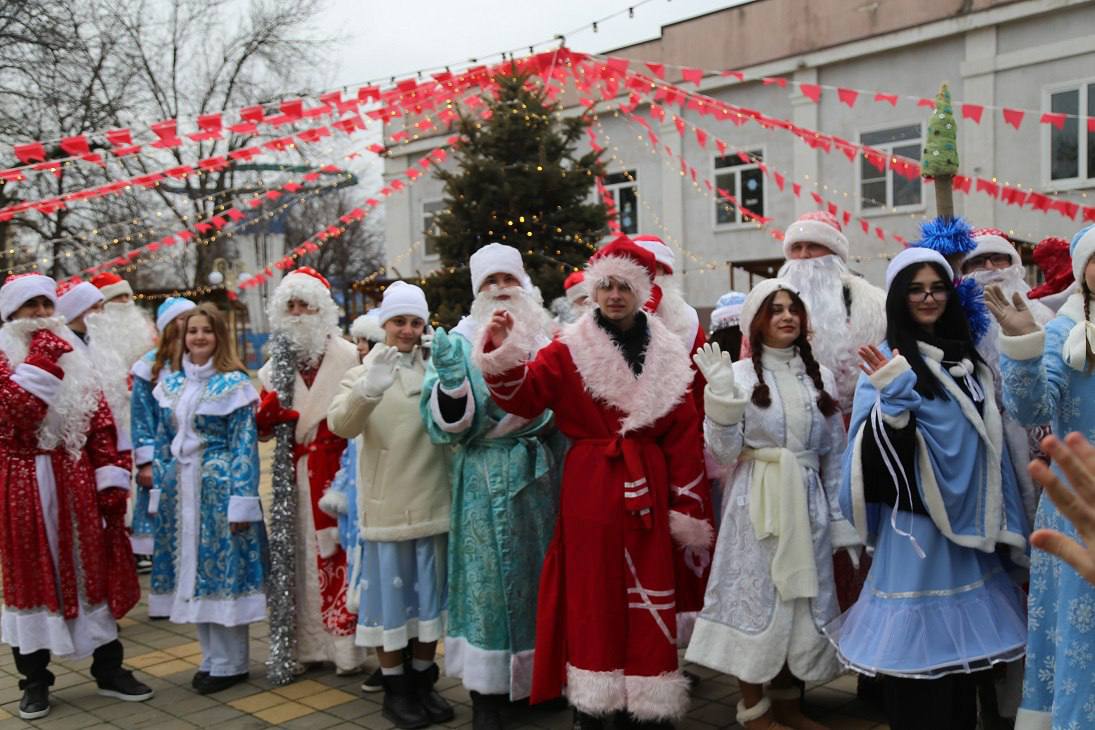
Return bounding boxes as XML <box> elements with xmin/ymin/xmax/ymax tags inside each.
<box><xmin>268</xmin><ymin>266</ymin><xmax>333</xmax><ymax>315</ymax></box>
<box><xmin>0</xmin><ymin>273</ymin><xmax>56</xmax><ymax>322</ymax></box>
<box><xmin>351</xmin><ymin>311</ymin><xmax>385</xmax><ymax>342</ymax></box>
<box><xmin>633</xmin><ymin>235</ymin><xmax>675</xmax><ymax>274</ymax></box>
<box><xmin>1070</xmin><ymin>224</ymin><xmax>1095</xmax><ymax>285</ymax></box>
<box><xmin>55</xmin><ymin>280</ymin><xmax>104</xmax><ymax>324</ymax></box>
<box><xmin>378</xmin><ymin>281</ymin><xmax>429</xmax><ymax>324</ymax></box>
<box><xmin>885</xmin><ymin>247</ymin><xmax>954</xmax><ymax>290</ymax></box>
<box><xmin>90</xmin><ymin>272</ymin><xmax>134</xmax><ymax>301</ymax></box>
<box><xmin>469</xmin><ymin>243</ymin><xmax>532</xmax><ymax>293</ymax></box>
<box><xmin>740</xmin><ymin>278</ymin><xmax>802</xmax><ymax>335</ymax></box>
<box><xmin>964</xmin><ymin>228</ymin><xmax>1020</xmax><ymax>268</ymax></box>
<box><xmin>782</xmin><ymin>211</ymin><xmax>850</xmax><ymax>262</ymax></box>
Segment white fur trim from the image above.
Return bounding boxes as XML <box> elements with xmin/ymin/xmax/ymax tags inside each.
<box><xmin>10</xmin><ymin>362</ymin><xmax>62</xmax><ymax>404</ymax></box>
<box><xmin>736</xmin><ymin>697</ymin><xmax>772</xmax><ymax>724</ymax></box>
<box><xmin>227</xmin><ymin>495</ymin><xmax>263</xmax><ymax>523</ymax></box>
<box><xmin>1014</xmin><ymin>707</ymin><xmax>1052</xmax><ymax>730</ymax></box>
<box><xmin>358</xmin><ymin>517</ymin><xmax>449</xmax><ymax>542</ymax></box>
<box><xmin>429</xmin><ymin>379</ymin><xmax>475</xmax><ymax>433</ymax></box>
<box><xmin>867</xmin><ymin>353</ymin><xmax>911</xmax><ymax>390</ymax></box>
<box><xmin>97</xmin><ymin>280</ymin><xmax>133</xmax><ymax>301</ymax></box>
<box><xmin>998</xmin><ymin>329</ymin><xmax>1045</xmax><ymax>360</ymax></box>
<box><xmin>470</xmin><ymin>243</ymin><xmax>532</xmax><ymax>293</ymax></box>
<box><xmin>94</xmin><ymin>465</ymin><xmax>130</xmax><ymax>491</ymax></box>
<box><xmin>155</xmin><ymin>299</ymin><xmax>195</xmax><ymax>333</ymax></box>
<box><xmin>565</xmin><ymin>664</ymin><xmax>626</xmax><ymax>716</ymax></box>
<box><xmin>318</xmin><ymin>488</ymin><xmax>349</xmax><ymax>517</ymax></box>
<box><xmin>668</xmin><ymin>510</ymin><xmax>714</xmax><ymax>549</ymax></box>
<box><xmin>473</xmin><ymin>315</ymin><xmax>539</xmax><ymax>378</ymax></box>
<box><xmin>783</xmin><ymin>219</ymin><xmax>849</xmax><ymax>261</ymax></box>
<box><xmin>965</xmin><ymin>233</ymin><xmax>1020</xmax><ymax>268</ymax></box>
<box><xmin>1071</xmin><ymin>226</ymin><xmax>1095</xmax><ymax>284</ymax></box>
<box><xmin>584</xmin><ymin>255</ymin><xmax>653</xmax><ymax>307</ymax></box>
<box><xmin>560</xmin><ymin>313</ymin><xmax>693</xmax><ymax>434</ymax></box>
<box><xmin>269</xmin><ymin>271</ymin><xmax>333</xmax><ymax>316</ymax></box>
<box><xmin>0</xmin><ymin>274</ymin><xmax>56</xmax><ymax>322</ymax></box>
<box><xmin>625</xmin><ymin>672</ymin><xmax>691</xmax><ymax>721</ymax></box>
<box><xmin>316</xmin><ymin>526</ymin><xmax>340</xmax><ymax>558</ymax></box>
<box><xmin>355</xmin><ymin>613</ymin><xmax>446</xmax><ymax>651</ymax></box>
<box><xmin>704</xmin><ymin>391</ymin><xmax>747</xmax><ymax>426</ymax></box>
<box><xmin>886</xmin><ymin>248</ymin><xmax>953</xmax><ymax>290</ymax></box>
<box><xmin>56</xmin><ymin>282</ymin><xmax>103</xmax><ymax>324</ymax></box>
<box><xmin>849</xmin><ymin>425</ymin><xmax>870</xmax><ymax>546</ymax></box>
<box><xmin>634</xmin><ymin>236</ymin><xmax>676</xmax><ymax>274</ymax></box>
<box><xmin>130</xmin><ymin>355</ymin><xmax>153</xmax><ymax>382</ymax></box>
<box><xmin>147</xmin><ymin>488</ymin><xmax>161</xmax><ymax>515</ymax></box>
<box><xmin>740</xmin><ymin>278</ymin><xmax>801</xmax><ymax>336</ymax></box>
<box><xmin>350</xmin><ymin>313</ymin><xmax>385</xmax><ymax>342</ymax></box>
<box><xmin>443</xmin><ymin>636</ymin><xmax>535</xmax><ymax>700</ymax></box>
<box><xmin>134</xmin><ymin>445</ymin><xmax>154</xmax><ymax>466</ymax></box>
<box><xmin>881</xmin><ymin>410</ymin><xmax>910</xmax><ymax>429</ymax></box>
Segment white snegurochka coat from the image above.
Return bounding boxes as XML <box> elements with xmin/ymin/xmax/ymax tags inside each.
<box><xmin>685</xmin><ymin>346</ymin><xmax>855</xmax><ymax>684</ymax></box>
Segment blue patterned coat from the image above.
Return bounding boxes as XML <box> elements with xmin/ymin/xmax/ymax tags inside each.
<box><xmin>148</xmin><ymin>364</ymin><xmax>267</xmax><ymax>625</ymax></box>
<box><xmin>128</xmin><ymin>350</ymin><xmax>160</xmax><ymax>553</ymax></box>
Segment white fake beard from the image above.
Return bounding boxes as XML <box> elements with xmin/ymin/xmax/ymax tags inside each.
<box><xmin>86</xmin><ymin>302</ymin><xmax>157</xmax><ymax>368</ymax></box>
<box><xmin>653</xmin><ymin>274</ymin><xmax>694</xmax><ymax>338</ymax></box>
<box><xmin>277</xmin><ymin>312</ymin><xmax>334</xmax><ymax>367</ymax></box>
<box><xmin>0</xmin><ymin>316</ymin><xmax>100</xmax><ymax>458</ymax></box>
<box><xmin>967</xmin><ymin>264</ymin><xmax>1030</xmax><ymax>300</ymax></box>
<box><xmin>778</xmin><ymin>255</ymin><xmax>853</xmax><ymax>371</ymax></box>
<box><xmin>470</xmin><ymin>286</ymin><xmax>552</xmax><ymax>347</ymax></box>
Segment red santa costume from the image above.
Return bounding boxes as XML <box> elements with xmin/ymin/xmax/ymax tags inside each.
<box><xmin>257</xmin><ymin>267</ymin><xmax>366</xmax><ymax>673</ymax></box>
<box><xmin>473</xmin><ymin>238</ymin><xmax>714</xmax><ymax>723</ymax></box>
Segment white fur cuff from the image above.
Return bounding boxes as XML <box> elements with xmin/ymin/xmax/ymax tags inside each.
<box><xmin>473</xmin><ymin>331</ymin><xmax>530</xmax><ymax>377</ymax></box>
<box><xmin>95</xmin><ymin>465</ymin><xmax>131</xmax><ymax>491</ymax></box>
<box><xmin>227</xmin><ymin>496</ymin><xmax>263</xmax><ymax>523</ymax></box>
<box><xmin>868</xmin><ymin>354</ymin><xmax>911</xmax><ymax>390</ymax></box>
<box><xmin>668</xmin><ymin>511</ymin><xmax>714</xmax><ymax>550</ymax></box>
<box><xmin>134</xmin><ymin>445</ymin><xmax>154</xmax><ymax>466</ymax></box>
<box><xmin>829</xmin><ymin>519</ymin><xmax>862</xmax><ymax>550</ymax></box>
<box><xmin>318</xmin><ymin>488</ymin><xmax>349</xmax><ymax>517</ymax></box>
<box><xmin>11</xmin><ymin>362</ymin><xmax>63</xmax><ymax>405</ymax></box>
<box><xmin>566</xmin><ymin>664</ymin><xmax>625</xmax><ymax>716</ymax></box>
<box><xmin>704</xmin><ymin>391</ymin><xmax>746</xmax><ymax>426</ymax></box>
<box><xmin>998</xmin><ymin>329</ymin><xmax>1045</xmax><ymax>361</ymax></box>
<box><xmin>625</xmin><ymin>672</ymin><xmax>691</xmax><ymax>721</ymax></box>
<box><xmin>737</xmin><ymin>697</ymin><xmax>772</xmax><ymax>724</ymax></box>
<box><xmin>316</xmin><ymin>527</ymin><xmax>340</xmax><ymax>558</ymax></box>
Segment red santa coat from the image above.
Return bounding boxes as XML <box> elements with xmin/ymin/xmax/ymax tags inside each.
<box><xmin>477</xmin><ymin>312</ymin><xmax>714</xmax><ymax>722</ymax></box>
<box><xmin>258</xmin><ymin>336</ymin><xmax>362</xmax><ymax>665</ymax></box>
<box><xmin>0</xmin><ymin>334</ymin><xmax>136</xmax><ymax>659</ymax></box>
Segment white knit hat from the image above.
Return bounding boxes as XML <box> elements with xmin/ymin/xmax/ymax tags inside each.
<box><xmin>885</xmin><ymin>247</ymin><xmax>955</xmax><ymax>290</ymax></box>
<box><xmin>469</xmin><ymin>243</ymin><xmax>532</xmax><ymax>293</ymax></box>
<box><xmin>377</xmin><ymin>281</ymin><xmax>429</xmax><ymax>324</ymax></box>
<box><xmin>963</xmin><ymin>228</ymin><xmax>1020</xmax><ymax>268</ymax></box>
<box><xmin>351</xmin><ymin>311</ymin><xmax>385</xmax><ymax>342</ymax></box>
<box><xmin>0</xmin><ymin>273</ymin><xmax>56</xmax><ymax>322</ymax></box>
<box><xmin>633</xmin><ymin>235</ymin><xmax>675</xmax><ymax>274</ymax></box>
<box><xmin>740</xmin><ymin>278</ymin><xmax>802</xmax><ymax>335</ymax></box>
<box><xmin>1070</xmin><ymin>224</ymin><xmax>1095</xmax><ymax>285</ymax></box>
<box><xmin>55</xmin><ymin>280</ymin><xmax>104</xmax><ymax>324</ymax></box>
<box><xmin>782</xmin><ymin>211</ymin><xmax>850</xmax><ymax>262</ymax></box>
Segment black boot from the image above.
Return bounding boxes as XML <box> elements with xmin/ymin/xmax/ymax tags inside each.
<box><xmin>411</xmin><ymin>663</ymin><xmax>455</xmax><ymax>723</ymax></box>
<box><xmin>13</xmin><ymin>648</ymin><xmax>53</xmax><ymax>720</ymax></box>
<box><xmin>382</xmin><ymin>673</ymin><xmax>430</xmax><ymax>729</ymax></box>
<box><xmin>572</xmin><ymin>709</ymin><xmax>605</xmax><ymax>730</ymax></box>
<box><xmin>470</xmin><ymin>690</ymin><xmax>505</xmax><ymax>730</ymax></box>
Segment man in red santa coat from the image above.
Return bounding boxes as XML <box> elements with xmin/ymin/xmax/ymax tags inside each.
<box><xmin>474</xmin><ymin>236</ymin><xmax>715</xmax><ymax>730</ymax></box>
<box><xmin>0</xmin><ymin>274</ymin><xmax>153</xmax><ymax>720</ymax></box>
<box><xmin>257</xmin><ymin>267</ymin><xmax>367</xmax><ymax>675</ymax></box>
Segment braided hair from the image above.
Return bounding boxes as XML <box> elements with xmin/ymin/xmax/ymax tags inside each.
<box><xmin>747</xmin><ymin>288</ymin><xmax>838</xmax><ymax>417</ymax></box>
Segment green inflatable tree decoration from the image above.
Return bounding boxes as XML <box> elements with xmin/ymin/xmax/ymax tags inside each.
<box><xmin>922</xmin><ymin>82</ymin><xmax>960</xmax><ymax>219</ymax></box>
<box><xmin>424</xmin><ymin>67</ymin><xmax>609</xmax><ymax>328</ymax></box>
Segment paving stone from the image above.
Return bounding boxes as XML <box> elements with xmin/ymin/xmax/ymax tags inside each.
<box><xmin>324</xmin><ymin>698</ymin><xmax>382</xmax><ymax>721</ymax></box>
<box><xmin>297</xmin><ymin>688</ymin><xmax>356</xmax><ymax>711</ymax></box>
<box><xmin>280</xmin><ymin>711</ymin><xmax>347</xmax><ymax>730</ymax></box>
<box><xmin>253</xmin><ymin>701</ymin><xmax>315</xmax><ymax>724</ymax></box>
<box><xmin>182</xmin><ymin>703</ymin><xmax>249</xmax><ymax>725</ymax></box>
<box><xmin>229</xmin><ymin>691</ymin><xmax>289</xmax><ymax>714</ymax></box>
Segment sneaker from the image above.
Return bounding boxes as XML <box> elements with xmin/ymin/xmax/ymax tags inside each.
<box><xmin>96</xmin><ymin>669</ymin><xmax>154</xmax><ymax>701</ymax></box>
<box><xmin>135</xmin><ymin>556</ymin><xmax>153</xmax><ymax>574</ymax></box>
<box><xmin>191</xmin><ymin>670</ymin><xmax>210</xmax><ymax>689</ymax></box>
<box><xmin>18</xmin><ymin>681</ymin><xmax>50</xmax><ymax>720</ymax></box>
<box><xmin>193</xmin><ymin>672</ymin><xmax>249</xmax><ymax>695</ymax></box>
<box><xmin>361</xmin><ymin>666</ymin><xmax>384</xmax><ymax>693</ymax></box>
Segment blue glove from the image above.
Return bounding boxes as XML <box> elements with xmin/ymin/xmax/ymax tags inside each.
<box><xmin>431</xmin><ymin>328</ymin><xmax>467</xmax><ymax>390</ymax></box>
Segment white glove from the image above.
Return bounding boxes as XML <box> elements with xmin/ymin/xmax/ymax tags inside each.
<box><xmin>361</xmin><ymin>345</ymin><xmax>400</xmax><ymax>398</ymax></box>
<box><xmin>693</xmin><ymin>342</ymin><xmax>735</xmax><ymax>397</ymax></box>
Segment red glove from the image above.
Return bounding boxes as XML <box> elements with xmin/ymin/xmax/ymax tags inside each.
<box><xmin>97</xmin><ymin>487</ymin><xmax>129</xmax><ymax>528</ymax></box>
<box><xmin>256</xmin><ymin>390</ymin><xmax>299</xmax><ymax>432</ymax></box>
<box><xmin>28</xmin><ymin>329</ymin><xmax>73</xmax><ymax>363</ymax></box>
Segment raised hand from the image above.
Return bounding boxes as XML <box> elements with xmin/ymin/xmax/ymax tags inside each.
<box><xmin>692</xmin><ymin>342</ymin><xmax>735</xmax><ymax>396</ymax></box>
<box><xmin>362</xmin><ymin>345</ymin><xmax>401</xmax><ymax>397</ymax></box>
<box><xmin>984</xmin><ymin>284</ymin><xmax>1039</xmax><ymax>337</ymax></box>
<box><xmin>857</xmin><ymin>345</ymin><xmax>899</xmax><ymax>377</ymax></box>
<box><xmin>487</xmin><ymin>309</ymin><xmax>514</xmax><ymax>349</ymax></box>
<box><xmin>1029</xmin><ymin>432</ymin><xmax>1095</xmax><ymax>586</ymax></box>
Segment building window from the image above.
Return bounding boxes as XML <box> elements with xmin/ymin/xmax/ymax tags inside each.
<box><xmin>859</xmin><ymin>124</ymin><xmax>922</xmax><ymax>212</ymax></box>
<box><xmin>1046</xmin><ymin>82</ymin><xmax>1095</xmax><ymax>183</ymax></box>
<box><xmin>603</xmin><ymin>171</ymin><xmax>639</xmax><ymax>234</ymax></box>
<box><xmin>714</xmin><ymin>151</ymin><xmax>764</xmax><ymax>226</ymax></box>
<box><xmin>422</xmin><ymin>199</ymin><xmax>444</xmax><ymax>258</ymax></box>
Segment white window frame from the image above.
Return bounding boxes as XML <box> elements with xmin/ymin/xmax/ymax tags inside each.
<box><xmin>856</xmin><ymin>120</ymin><xmax>926</xmax><ymax>217</ymax></box>
<box><xmin>602</xmin><ymin>169</ymin><xmax>640</xmax><ymax>235</ymax></box>
<box><xmin>420</xmin><ymin>198</ymin><xmax>444</xmax><ymax>261</ymax></box>
<box><xmin>1041</xmin><ymin>77</ymin><xmax>1095</xmax><ymax>191</ymax></box>
<box><xmin>712</xmin><ymin>146</ymin><xmax>767</xmax><ymax>231</ymax></box>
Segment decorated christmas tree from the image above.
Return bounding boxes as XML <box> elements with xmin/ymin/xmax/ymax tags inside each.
<box><xmin>921</xmin><ymin>82</ymin><xmax>960</xmax><ymax>220</ymax></box>
<box><xmin>424</xmin><ymin>68</ymin><xmax>609</xmax><ymax>327</ymax></box>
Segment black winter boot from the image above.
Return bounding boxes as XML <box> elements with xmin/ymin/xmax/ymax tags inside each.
<box><xmin>470</xmin><ymin>690</ymin><xmax>505</xmax><ymax>730</ymax></box>
<box><xmin>382</xmin><ymin>673</ymin><xmax>430</xmax><ymax>729</ymax></box>
<box><xmin>411</xmin><ymin>663</ymin><xmax>455</xmax><ymax>723</ymax></box>
<box><xmin>572</xmin><ymin>709</ymin><xmax>606</xmax><ymax>730</ymax></box>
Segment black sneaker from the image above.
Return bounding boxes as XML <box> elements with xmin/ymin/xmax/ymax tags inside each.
<box><xmin>361</xmin><ymin>666</ymin><xmax>384</xmax><ymax>693</ymax></box>
<box><xmin>136</xmin><ymin>556</ymin><xmax>153</xmax><ymax>574</ymax></box>
<box><xmin>193</xmin><ymin>672</ymin><xmax>249</xmax><ymax>695</ymax></box>
<box><xmin>18</xmin><ymin>681</ymin><xmax>50</xmax><ymax>720</ymax></box>
<box><xmin>96</xmin><ymin>669</ymin><xmax>154</xmax><ymax>701</ymax></box>
<box><xmin>191</xmin><ymin>670</ymin><xmax>210</xmax><ymax>689</ymax></box>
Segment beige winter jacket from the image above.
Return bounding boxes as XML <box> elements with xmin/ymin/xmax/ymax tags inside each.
<box><xmin>327</xmin><ymin>347</ymin><xmax>450</xmax><ymax>541</ymax></box>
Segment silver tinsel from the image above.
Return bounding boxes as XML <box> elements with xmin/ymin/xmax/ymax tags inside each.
<box><xmin>265</xmin><ymin>333</ymin><xmax>299</xmax><ymax>686</ymax></box>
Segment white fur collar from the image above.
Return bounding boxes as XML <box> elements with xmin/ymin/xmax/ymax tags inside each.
<box><xmin>560</xmin><ymin>312</ymin><xmax>693</xmax><ymax>434</ymax></box>
<box><xmin>1057</xmin><ymin>290</ymin><xmax>1087</xmax><ymax>324</ymax></box>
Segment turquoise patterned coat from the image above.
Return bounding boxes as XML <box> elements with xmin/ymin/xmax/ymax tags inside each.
<box><xmin>420</xmin><ymin>323</ymin><xmax>564</xmax><ymax>699</ymax></box>
<box><xmin>128</xmin><ymin>350</ymin><xmax>160</xmax><ymax>551</ymax></box>
<box><xmin>148</xmin><ymin>362</ymin><xmax>267</xmax><ymax>625</ymax></box>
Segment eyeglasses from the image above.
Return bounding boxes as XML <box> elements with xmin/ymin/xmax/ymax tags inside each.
<box><xmin>906</xmin><ymin>286</ymin><xmax>950</xmax><ymax>303</ymax></box>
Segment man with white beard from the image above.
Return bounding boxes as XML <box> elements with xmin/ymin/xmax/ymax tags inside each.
<box><xmin>257</xmin><ymin>267</ymin><xmax>367</xmax><ymax>676</ymax></box>
<box><xmin>420</xmin><ymin>243</ymin><xmax>563</xmax><ymax>730</ymax></box>
<box><xmin>88</xmin><ymin>273</ymin><xmax>157</xmax><ymax>371</ymax></box>
<box><xmin>777</xmin><ymin>211</ymin><xmax>886</xmax><ymax>415</ymax></box>
<box><xmin>0</xmin><ymin>274</ymin><xmax>152</xmax><ymax>720</ymax></box>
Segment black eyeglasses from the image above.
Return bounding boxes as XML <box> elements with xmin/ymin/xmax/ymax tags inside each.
<box><xmin>906</xmin><ymin>286</ymin><xmax>950</xmax><ymax>303</ymax></box>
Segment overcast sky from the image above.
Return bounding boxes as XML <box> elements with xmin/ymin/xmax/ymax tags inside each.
<box><xmin>315</xmin><ymin>0</ymin><xmax>741</xmax><ymax>90</ymax></box>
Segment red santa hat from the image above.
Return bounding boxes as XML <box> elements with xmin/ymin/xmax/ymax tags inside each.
<box><xmin>0</xmin><ymin>273</ymin><xmax>57</xmax><ymax>322</ymax></box>
<box><xmin>90</xmin><ymin>271</ymin><xmax>134</xmax><ymax>301</ymax></box>
<box><xmin>469</xmin><ymin>242</ymin><xmax>532</xmax><ymax>292</ymax></box>
<box><xmin>739</xmin><ymin>278</ymin><xmax>803</xmax><ymax>335</ymax></box>
<box><xmin>1028</xmin><ymin>235</ymin><xmax>1074</xmax><ymax>300</ymax></box>
<box><xmin>782</xmin><ymin>211</ymin><xmax>849</xmax><ymax>262</ymax></box>
<box><xmin>563</xmin><ymin>270</ymin><xmax>588</xmax><ymax>304</ymax></box>
<box><xmin>267</xmin><ymin>266</ymin><xmax>336</xmax><ymax>325</ymax></box>
<box><xmin>55</xmin><ymin>279</ymin><xmax>104</xmax><ymax>324</ymax></box>
<box><xmin>964</xmin><ymin>227</ymin><xmax>1021</xmax><ymax>268</ymax></box>
<box><xmin>632</xmin><ymin>234</ymin><xmax>675</xmax><ymax>275</ymax></box>
<box><xmin>585</xmin><ymin>234</ymin><xmax>657</xmax><ymax>309</ymax></box>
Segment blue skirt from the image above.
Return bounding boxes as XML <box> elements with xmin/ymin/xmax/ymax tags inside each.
<box><xmin>354</xmin><ymin>534</ymin><xmax>447</xmax><ymax>652</ymax></box>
